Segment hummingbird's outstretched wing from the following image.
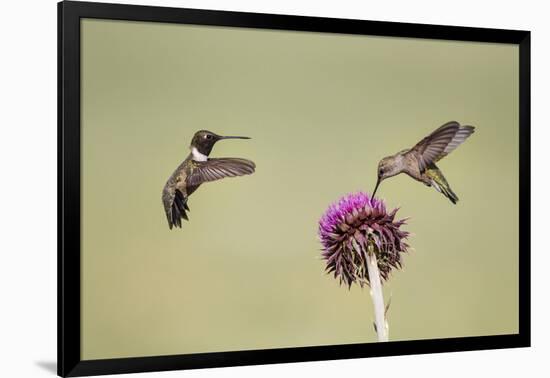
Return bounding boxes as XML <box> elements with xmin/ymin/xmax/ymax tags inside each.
<box><xmin>162</xmin><ymin>158</ymin><xmax>255</xmax><ymax>229</ymax></box>
<box><xmin>186</xmin><ymin>158</ymin><xmax>256</xmax><ymax>187</ymax></box>
<box><xmin>411</xmin><ymin>121</ymin><xmax>475</xmax><ymax>172</ymax></box>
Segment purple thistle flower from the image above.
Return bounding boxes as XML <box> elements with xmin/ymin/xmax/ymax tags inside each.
<box><xmin>319</xmin><ymin>192</ymin><xmax>410</xmax><ymax>288</ymax></box>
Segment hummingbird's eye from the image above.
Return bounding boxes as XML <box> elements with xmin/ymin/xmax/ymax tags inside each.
<box><xmin>205</xmin><ymin>134</ymin><xmax>212</xmax><ymax>140</ymax></box>
<box><xmin>379</xmin><ymin>168</ymin><xmax>384</xmax><ymax>176</ymax></box>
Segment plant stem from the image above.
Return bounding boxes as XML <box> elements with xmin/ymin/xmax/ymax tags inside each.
<box><xmin>366</xmin><ymin>245</ymin><xmax>388</xmax><ymax>342</ymax></box>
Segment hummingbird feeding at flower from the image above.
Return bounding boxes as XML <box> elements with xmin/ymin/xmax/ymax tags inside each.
<box><xmin>372</xmin><ymin>121</ymin><xmax>475</xmax><ymax>204</ymax></box>
<box><xmin>162</xmin><ymin>130</ymin><xmax>256</xmax><ymax>229</ymax></box>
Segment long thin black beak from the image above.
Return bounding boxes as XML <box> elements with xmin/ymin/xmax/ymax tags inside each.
<box><xmin>372</xmin><ymin>177</ymin><xmax>381</xmax><ymax>198</ymax></box>
<box><xmin>219</xmin><ymin>135</ymin><xmax>250</xmax><ymax>140</ymax></box>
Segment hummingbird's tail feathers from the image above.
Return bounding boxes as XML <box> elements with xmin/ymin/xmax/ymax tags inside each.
<box><xmin>425</xmin><ymin>164</ymin><xmax>459</xmax><ymax>204</ymax></box>
<box><xmin>168</xmin><ymin>189</ymin><xmax>189</xmax><ymax>229</ymax></box>
<box><xmin>430</xmin><ymin>179</ymin><xmax>459</xmax><ymax>204</ymax></box>
<box><xmin>446</xmin><ymin>186</ymin><xmax>459</xmax><ymax>204</ymax></box>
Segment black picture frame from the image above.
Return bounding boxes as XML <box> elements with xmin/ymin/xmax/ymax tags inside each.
<box><xmin>58</xmin><ymin>1</ymin><xmax>531</xmax><ymax>376</ymax></box>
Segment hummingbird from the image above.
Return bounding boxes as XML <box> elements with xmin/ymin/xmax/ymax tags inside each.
<box><xmin>162</xmin><ymin>130</ymin><xmax>255</xmax><ymax>229</ymax></box>
<box><xmin>372</xmin><ymin>121</ymin><xmax>475</xmax><ymax>204</ymax></box>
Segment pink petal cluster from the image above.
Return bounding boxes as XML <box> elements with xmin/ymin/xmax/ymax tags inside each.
<box><xmin>319</xmin><ymin>192</ymin><xmax>409</xmax><ymax>287</ymax></box>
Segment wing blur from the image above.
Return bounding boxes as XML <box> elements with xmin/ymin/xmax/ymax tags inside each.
<box><xmin>186</xmin><ymin>158</ymin><xmax>256</xmax><ymax>187</ymax></box>
<box><xmin>162</xmin><ymin>157</ymin><xmax>255</xmax><ymax>230</ymax></box>
<box><xmin>411</xmin><ymin>121</ymin><xmax>475</xmax><ymax>172</ymax></box>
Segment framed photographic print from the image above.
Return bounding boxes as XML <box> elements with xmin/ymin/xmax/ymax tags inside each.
<box><xmin>58</xmin><ymin>1</ymin><xmax>530</xmax><ymax>376</ymax></box>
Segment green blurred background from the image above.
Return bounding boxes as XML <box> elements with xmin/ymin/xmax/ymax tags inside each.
<box><xmin>81</xmin><ymin>19</ymin><xmax>519</xmax><ymax>360</ymax></box>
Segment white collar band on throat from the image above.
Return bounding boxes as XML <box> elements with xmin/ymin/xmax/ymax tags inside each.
<box><xmin>191</xmin><ymin>147</ymin><xmax>208</xmax><ymax>162</ymax></box>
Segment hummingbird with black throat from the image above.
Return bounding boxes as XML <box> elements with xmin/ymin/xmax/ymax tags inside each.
<box><xmin>162</xmin><ymin>130</ymin><xmax>255</xmax><ymax>229</ymax></box>
<box><xmin>372</xmin><ymin>121</ymin><xmax>475</xmax><ymax>204</ymax></box>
